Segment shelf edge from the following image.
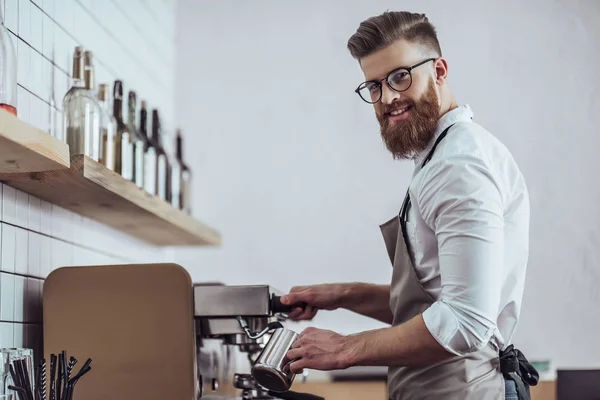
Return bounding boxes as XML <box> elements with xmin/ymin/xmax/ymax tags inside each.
<box><xmin>0</xmin><ymin>109</ymin><xmax>70</xmax><ymax>173</ymax></box>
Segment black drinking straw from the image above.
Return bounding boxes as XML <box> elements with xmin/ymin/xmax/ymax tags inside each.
<box><xmin>56</xmin><ymin>353</ymin><xmax>63</xmax><ymax>400</ymax></box>
<box><xmin>40</xmin><ymin>358</ymin><xmax>47</xmax><ymax>400</ymax></box>
<box><xmin>67</xmin><ymin>357</ymin><xmax>77</xmax><ymax>381</ymax></box>
<box><xmin>49</xmin><ymin>354</ymin><xmax>56</xmax><ymax>400</ymax></box>
<box><xmin>61</xmin><ymin>352</ymin><xmax>68</xmax><ymax>400</ymax></box>
<box><xmin>36</xmin><ymin>358</ymin><xmax>45</xmax><ymax>400</ymax></box>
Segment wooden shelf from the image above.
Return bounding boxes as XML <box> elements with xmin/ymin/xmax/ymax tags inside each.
<box><xmin>0</xmin><ymin>155</ymin><xmax>222</xmax><ymax>246</ymax></box>
<box><xmin>0</xmin><ymin>109</ymin><xmax>70</xmax><ymax>173</ymax></box>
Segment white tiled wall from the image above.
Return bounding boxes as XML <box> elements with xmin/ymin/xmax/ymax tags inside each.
<box><xmin>0</xmin><ymin>0</ymin><xmax>176</xmax><ymax>359</ymax></box>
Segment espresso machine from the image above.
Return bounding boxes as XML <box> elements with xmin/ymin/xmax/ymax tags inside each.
<box><xmin>194</xmin><ymin>284</ymin><xmax>308</xmax><ymax>400</ymax></box>
<box><xmin>43</xmin><ymin>264</ymin><xmax>320</xmax><ymax>400</ymax></box>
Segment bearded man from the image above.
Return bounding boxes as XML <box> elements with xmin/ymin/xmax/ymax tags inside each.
<box><xmin>281</xmin><ymin>10</ymin><xmax>538</xmax><ymax>400</ymax></box>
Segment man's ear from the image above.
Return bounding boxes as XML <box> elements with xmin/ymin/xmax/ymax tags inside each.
<box><xmin>434</xmin><ymin>57</ymin><xmax>449</xmax><ymax>85</ymax></box>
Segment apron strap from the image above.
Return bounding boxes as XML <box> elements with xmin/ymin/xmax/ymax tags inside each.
<box><xmin>399</xmin><ymin>123</ymin><xmax>457</xmax><ymax>236</ymax></box>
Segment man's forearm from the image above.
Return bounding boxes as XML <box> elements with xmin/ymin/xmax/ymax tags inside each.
<box><xmin>344</xmin><ymin>314</ymin><xmax>454</xmax><ymax>367</ymax></box>
<box><xmin>338</xmin><ymin>283</ymin><xmax>393</xmax><ymax>324</ymax></box>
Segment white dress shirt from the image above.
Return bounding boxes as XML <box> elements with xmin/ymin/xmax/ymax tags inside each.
<box><xmin>404</xmin><ymin>104</ymin><xmax>530</xmax><ymax>356</ymax></box>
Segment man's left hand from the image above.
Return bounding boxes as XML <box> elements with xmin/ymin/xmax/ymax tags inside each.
<box><xmin>286</xmin><ymin>327</ymin><xmax>358</xmax><ymax>373</ymax></box>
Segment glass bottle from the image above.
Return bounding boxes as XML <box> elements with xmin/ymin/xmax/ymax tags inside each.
<box><xmin>152</xmin><ymin>109</ymin><xmax>168</xmax><ymax>201</ymax></box>
<box><xmin>0</xmin><ymin>7</ymin><xmax>18</xmax><ymax>115</ymax></box>
<box><xmin>169</xmin><ymin>129</ymin><xmax>184</xmax><ymax>210</ymax></box>
<box><xmin>83</xmin><ymin>50</ymin><xmax>101</xmax><ymax>161</ymax></box>
<box><xmin>48</xmin><ymin>48</ymin><xmax>59</xmax><ymax>139</ymax></box>
<box><xmin>127</xmin><ymin>91</ymin><xmax>145</xmax><ymax>188</ymax></box>
<box><xmin>98</xmin><ymin>83</ymin><xmax>116</xmax><ymax>170</ymax></box>
<box><xmin>113</xmin><ymin>80</ymin><xmax>133</xmax><ymax>180</ymax></box>
<box><xmin>163</xmin><ymin>125</ymin><xmax>175</xmax><ymax>204</ymax></box>
<box><xmin>140</xmin><ymin>100</ymin><xmax>157</xmax><ymax>195</ymax></box>
<box><xmin>63</xmin><ymin>46</ymin><xmax>100</xmax><ymax>158</ymax></box>
<box><xmin>177</xmin><ymin>131</ymin><xmax>192</xmax><ymax>214</ymax></box>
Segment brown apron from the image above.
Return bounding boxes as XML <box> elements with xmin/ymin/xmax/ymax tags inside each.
<box><xmin>379</xmin><ymin>125</ymin><xmax>504</xmax><ymax>400</ymax></box>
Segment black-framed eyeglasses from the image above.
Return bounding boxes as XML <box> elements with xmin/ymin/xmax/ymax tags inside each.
<box><xmin>354</xmin><ymin>58</ymin><xmax>436</xmax><ymax>104</ymax></box>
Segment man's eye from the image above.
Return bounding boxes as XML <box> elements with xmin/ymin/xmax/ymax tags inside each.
<box><xmin>390</xmin><ymin>71</ymin><xmax>409</xmax><ymax>85</ymax></box>
<box><xmin>366</xmin><ymin>83</ymin><xmax>380</xmax><ymax>93</ymax></box>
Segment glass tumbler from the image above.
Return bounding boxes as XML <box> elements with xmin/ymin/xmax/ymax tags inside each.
<box><xmin>0</xmin><ymin>348</ymin><xmax>35</xmax><ymax>396</ymax></box>
<box><xmin>0</xmin><ymin>351</ymin><xmax>9</xmax><ymax>396</ymax></box>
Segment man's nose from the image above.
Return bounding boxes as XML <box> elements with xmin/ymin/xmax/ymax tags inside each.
<box><xmin>381</xmin><ymin>83</ymin><xmax>401</xmax><ymax>105</ymax></box>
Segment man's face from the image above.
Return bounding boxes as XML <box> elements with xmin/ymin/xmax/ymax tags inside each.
<box><xmin>359</xmin><ymin>40</ymin><xmax>441</xmax><ymax>159</ymax></box>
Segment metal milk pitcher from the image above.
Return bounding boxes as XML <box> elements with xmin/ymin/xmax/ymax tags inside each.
<box><xmin>251</xmin><ymin>328</ymin><xmax>299</xmax><ymax>392</ymax></box>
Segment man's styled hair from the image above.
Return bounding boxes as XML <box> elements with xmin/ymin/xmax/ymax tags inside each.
<box><xmin>347</xmin><ymin>11</ymin><xmax>442</xmax><ymax>60</ymax></box>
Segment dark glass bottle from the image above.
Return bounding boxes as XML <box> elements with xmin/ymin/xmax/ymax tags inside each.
<box><xmin>140</xmin><ymin>100</ymin><xmax>157</xmax><ymax>195</ymax></box>
<box><xmin>152</xmin><ymin>110</ymin><xmax>168</xmax><ymax>201</ymax></box>
<box><xmin>177</xmin><ymin>131</ymin><xmax>192</xmax><ymax>214</ymax></box>
<box><xmin>169</xmin><ymin>130</ymin><xmax>181</xmax><ymax>209</ymax></box>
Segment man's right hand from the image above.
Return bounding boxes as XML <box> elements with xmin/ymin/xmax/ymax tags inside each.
<box><xmin>280</xmin><ymin>283</ymin><xmax>394</xmax><ymax>325</ymax></box>
<box><xmin>280</xmin><ymin>284</ymin><xmax>349</xmax><ymax>321</ymax></box>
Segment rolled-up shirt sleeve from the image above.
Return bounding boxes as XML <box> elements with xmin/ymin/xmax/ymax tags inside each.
<box><xmin>417</xmin><ymin>153</ymin><xmax>505</xmax><ymax>356</ymax></box>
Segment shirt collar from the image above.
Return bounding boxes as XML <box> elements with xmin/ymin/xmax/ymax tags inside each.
<box><xmin>413</xmin><ymin>104</ymin><xmax>474</xmax><ymax>166</ymax></box>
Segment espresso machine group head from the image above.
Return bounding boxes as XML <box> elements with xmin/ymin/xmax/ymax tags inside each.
<box><xmin>194</xmin><ymin>284</ymin><xmax>297</xmax><ymax>341</ymax></box>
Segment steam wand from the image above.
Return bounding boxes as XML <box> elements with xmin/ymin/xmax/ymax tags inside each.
<box><xmin>236</xmin><ymin>317</ymin><xmax>283</xmax><ymax>340</ymax></box>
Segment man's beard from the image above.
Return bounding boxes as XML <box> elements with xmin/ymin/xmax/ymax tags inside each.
<box><xmin>377</xmin><ymin>79</ymin><xmax>441</xmax><ymax>160</ymax></box>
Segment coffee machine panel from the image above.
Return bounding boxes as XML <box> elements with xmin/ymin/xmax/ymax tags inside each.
<box><xmin>43</xmin><ymin>263</ymin><xmax>199</xmax><ymax>400</ymax></box>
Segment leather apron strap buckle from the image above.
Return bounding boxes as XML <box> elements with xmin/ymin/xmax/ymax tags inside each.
<box><xmin>500</xmin><ymin>345</ymin><xmax>539</xmax><ymax>400</ymax></box>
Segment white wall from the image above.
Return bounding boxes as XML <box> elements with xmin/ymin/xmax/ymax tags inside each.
<box><xmin>0</xmin><ymin>0</ymin><xmax>175</xmax><ymax>355</ymax></box>
<box><xmin>174</xmin><ymin>0</ymin><xmax>600</xmax><ymax>371</ymax></box>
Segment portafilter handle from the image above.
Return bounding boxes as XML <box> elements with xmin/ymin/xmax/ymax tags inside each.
<box><xmin>271</xmin><ymin>294</ymin><xmax>307</xmax><ymax>314</ymax></box>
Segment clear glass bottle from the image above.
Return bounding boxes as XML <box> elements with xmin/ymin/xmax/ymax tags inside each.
<box><xmin>140</xmin><ymin>100</ymin><xmax>157</xmax><ymax>195</ymax></box>
<box><xmin>63</xmin><ymin>46</ymin><xmax>101</xmax><ymax>158</ymax></box>
<box><xmin>113</xmin><ymin>80</ymin><xmax>133</xmax><ymax>180</ymax></box>
<box><xmin>48</xmin><ymin>48</ymin><xmax>59</xmax><ymax>139</ymax></box>
<box><xmin>98</xmin><ymin>83</ymin><xmax>116</xmax><ymax>170</ymax></box>
<box><xmin>177</xmin><ymin>131</ymin><xmax>192</xmax><ymax>214</ymax></box>
<box><xmin>152</xmin><ymin>109</ymin><xmax>168</xmax><ymax>201</ymax></box>
<box><xmin>0</xmin><ymin>7</ymin><xmax>18</xmax><ymax>116</ymax></box>
<box><xmin>128</xmin><ymin>91</ymin><xmax>145</xmax><ymax>188</ymax></box>
<box><xmin>83</xmin><ymin>51</ymin><xmax>101</xmax><ymax>161</ymax></box>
